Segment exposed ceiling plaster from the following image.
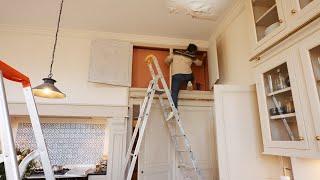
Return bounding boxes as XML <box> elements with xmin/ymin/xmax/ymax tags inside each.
<box><xmin>0</xmin><ymin>0</ymin><xmax>234</xmax><ymax>40</ymax></box>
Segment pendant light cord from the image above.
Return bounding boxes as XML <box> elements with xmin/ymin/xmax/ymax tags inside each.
<box><xmin>48</xmin><ymin>0</ymin><xmax>64</xmax><ymax>78</ymax></box>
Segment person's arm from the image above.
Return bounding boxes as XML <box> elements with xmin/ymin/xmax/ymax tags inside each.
<box><xmin>193</xmin><ymin>53</ymin><xmax>206</xmax><ymax>66</ymax></box>
<box><xmin>165</xmin><ymin>54</ymin><xmax>173</xmax><ymax>65</ymax></box>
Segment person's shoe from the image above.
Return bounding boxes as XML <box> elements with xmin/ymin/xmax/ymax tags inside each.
<box><xmin>166</xmin><ymin>111</ymin><xmax>175</xmax><ymax>121</ymax></box>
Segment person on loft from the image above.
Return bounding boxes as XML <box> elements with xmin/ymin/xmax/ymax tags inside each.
<box><xmin>165</xmin><ymin>43</ymin><xmax>206</xmax><ymax>120</ymax></box>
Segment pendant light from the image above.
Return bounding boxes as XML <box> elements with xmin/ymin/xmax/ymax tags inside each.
<box><xmin>33</xmin><ymin>0</ymin><xmax>66</xmax><ymax>99</ymax></box>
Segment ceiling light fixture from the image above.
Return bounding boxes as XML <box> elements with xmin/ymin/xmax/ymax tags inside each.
<box><xmin>33</xmin><ymin>0</ymin><xmax>66</xmax><ymax>99</ymax></box>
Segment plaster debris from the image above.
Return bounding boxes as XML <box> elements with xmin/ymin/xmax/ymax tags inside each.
<box><xmin>167</xmin><ymin>0</ymin><xmax>216</xmax><ymax>18</ymax></box>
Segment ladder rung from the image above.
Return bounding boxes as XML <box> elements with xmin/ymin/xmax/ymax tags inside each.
<box><xmin>172</xmin><ymin>134</ymin><xmax>186</xmax><ymax>137</ymax></box>
<box><xmin>176</xmin><ymin>149</ymin><xmax>191</xmax><ymax>152</ymax></box>
<box><xmin>155</xmin><ymin>89</ymin><xmax>165</xmax><ymax>95</ymax></box>
<box><xmin>130</xmin><ymin>153</ymin><xmax>137</xmax><ymax>157</ymax></box>
<box><xmin>178</xmin><ymin>164</ymin><xmax>195</xmax><ymax>170</ymax></box>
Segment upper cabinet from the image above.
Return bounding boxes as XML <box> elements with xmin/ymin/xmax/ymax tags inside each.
<box><xmin>253</xmin><ymin>16</ymin><xmax>320</xmax><ymax>158</ymax></box>
<box><xmin>249</xmin><ymin>0</ymin><xmax>320</xmax><ymax>60</ymax></box>
<box><xmin>251</xmin><ymin>0</ymin><xmax>286</xmax><ymax>46</ymax></box>
<box><xmin>298</xmin><ymin>30</ymin><xmax>320</xmax><ymax>148</ymax></box>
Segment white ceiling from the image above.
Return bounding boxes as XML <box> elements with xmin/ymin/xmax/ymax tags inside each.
<box><xmin>0</xmin><ymin>0</ymin><xmax>234</xmax><ymax>40</ymax></box>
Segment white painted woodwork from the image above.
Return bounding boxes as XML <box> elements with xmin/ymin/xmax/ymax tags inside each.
<box><xmin>89</xmin><ymin>39</ymin><xmax>133</xmax><ymax>87</ymax></box>
<box><xmin>247</xmin><ymin>0</ymin><xmax>320</xmax><ymax>60</ymax></box>
<box><xmin>107</xmin><ymin>117</ymin><xmax>128</xmax><ymax>180</ymax></box>
<box><xmin>297</xmin><ymin>29</ymin><xmax>320</xmax><ymax>151</ymax></box>
<box><xmin>214</xmin><ymin>85</ymin><xmax>287</xmax><ymax>180</ymax></box>
<box><xmin>254</xmin><ymin>49</ymin><xmax>309</xmax><ymax>150</ymax></box>
<box><xmin>251</xmin><ymin>10</ymin><xmax>320</xmax><ymax>158</ymax></box>
<box><xmin>177</xmin><ymin>105</ymin><xmax>216</xmax><ymax>180</ymax></box>
<box><xmin>138</xmin><ymin>104</ymin><xmax>173</xmax><ymax>180</ymax></box>
<box><xmin>129</xmin><ymin>89</ymin><xmax>216</xmax><ymax>180</ymax></box>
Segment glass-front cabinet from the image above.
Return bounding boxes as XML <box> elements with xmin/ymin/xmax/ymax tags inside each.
<box><xmin>250</xmin><ymin>0</ymin><xmax>286</xmax><ymax>45</ymax></box>
<box><xmin>255</xmin><ymin>51</ymin><xmax>309</xmax><ymax>150</ymax></box>
<box><xmin>299</xmin><ymin>30</ymin><xmax>320</xmax><ymax>146</ymax></box>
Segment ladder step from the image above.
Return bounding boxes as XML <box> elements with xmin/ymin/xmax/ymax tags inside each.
<box><xmin>155</xmin><ymin>89</ymin><xmax>165</xmax><ymax>95</ymax></box>
<box><xmin>166</xmin><ymin>111</ymin><xmax>178</xmax><ymax>121</ymax></box>
<box><xmin>176</xmin><ymin>149</ymin><xmax>192</xmax><ymax>152</ymax></box>
<box><xmin>130</xmin><ymin>153</ymin><xmax>137</xmax><ymax>157</ymax></box>
<box><xmin>172</xmin><ymin>134</ymin><xmax>186</xmax><ymax>137</ymax></box>
<box><xmin>178</xmin><ymin>164</ymin><xmax>196</xmax><ymax>170</ymax></box>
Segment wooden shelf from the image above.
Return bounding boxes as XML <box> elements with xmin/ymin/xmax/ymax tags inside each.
<box><xmin>270</xmin><ymin>113</ymin><xmax>296</xmax><ymax>120</ymax></box>
<box><xmin>253</xmin><ymin>0</ymin><xmax>276</xmax><ymax>7</ymax></box>
<box><xmin>267</xmin><ymin>87</ymin><xmax>291</xmax><ymax>96</ymax></box>
<box><xmin>255</xmin><ymin>4</ymin><xmax>278</xmax><ymax>26</ymax></box>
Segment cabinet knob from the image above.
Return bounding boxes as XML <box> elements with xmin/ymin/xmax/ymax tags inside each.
<box><xmin>315</xmin><ymin>136</ymin><xmax>320</xmax><ymax>141</ymax></box>
<box><xmin>279</xmin><ymin>19</ymin><xmax>284</xmax><ymax>23</ymax></box>
<box><xmin>298</xmin><ymin>136</ymin><xmax>304</xmax><ymax>141</ymax></box>
<box><xmin>291</xmin><ymin>9</ymin><xmax>297</xmax><ymax>14</ymax></box>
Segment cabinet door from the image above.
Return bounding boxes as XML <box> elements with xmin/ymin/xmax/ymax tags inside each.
<box><xmin>250</xmin><ymin>0</ymin><xmax>286</xmax><ymax>47</ymax></box>
<box><xmin>298</xmin><ymin>30</ymin><xmax>320</xmax><ymax>148</ymax></box>
<box><xmin>288</xmin><ymin>0</ymin><xmax>320</xmax><ymax>23</ymax></box>
<box><xmin>255</xmin><ymin>51</ymin><xmax>309</xmax><ymax>150</ymax></box>
<box><xmin>138</xmin><ymin>104</ymin><xmax>173</xmax><ymax>180</ymax></box>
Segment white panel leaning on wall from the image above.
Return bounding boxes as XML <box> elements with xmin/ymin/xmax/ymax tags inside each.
<box><xmin>88</xmin><ymin>39</ymin><xmax>133</xmax><ymax>87</ymax></box>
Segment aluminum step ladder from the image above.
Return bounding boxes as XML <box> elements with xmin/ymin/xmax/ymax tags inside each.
<box><xmin>0</xmin><ymin>60</ymin><xmax>55</xmax><ymax>180</ymax></box>
<box><xmin>122</xmin><ymin>55</ymin><xmax>202</xmax><ymax>180</ymax></box>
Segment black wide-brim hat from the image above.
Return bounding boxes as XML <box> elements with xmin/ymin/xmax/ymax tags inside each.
<box><xmin>174</xmin><ymin>43</ymin><xmax>198</xmax><ymax>58</ymax></box>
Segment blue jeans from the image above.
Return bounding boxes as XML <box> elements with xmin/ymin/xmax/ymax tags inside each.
<box><xmin>171</xmin><ymin>74</ymin><xmax>193</xmax><ymax>108</ymax></box>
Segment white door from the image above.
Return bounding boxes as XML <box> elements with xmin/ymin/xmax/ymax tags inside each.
<box><xmin>138</xmin><ymin>104</ymin><xmax>174</xmax><ymax>180</ymax></box>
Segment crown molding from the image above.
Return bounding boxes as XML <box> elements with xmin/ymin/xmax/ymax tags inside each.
<box><xmin>209</xmin><ymin>0</ymin><xmax>245</xmax><ymax>42</ymax></box>
<box><xmin>0</xmin><ymin>24</ymin><xmax>209</xmax><ymax>50</ymax></box>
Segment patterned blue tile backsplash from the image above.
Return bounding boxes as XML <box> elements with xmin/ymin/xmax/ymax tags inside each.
<box><xmin>15</xmin><ymin>123</ymin><xmax>106</xmax><ymax>165</ymax></box>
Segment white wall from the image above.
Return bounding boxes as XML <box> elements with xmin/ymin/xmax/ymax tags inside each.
<box><xmin>210</xmin><ymin>0</ymin><xmax>254</xmax><ymax>85</ymax></box>
<box><xmin>209</xmin><ymin>0</ymin><xmax>320</xmax><ymax>179</ymax></box>
<box><xmin>0</xmin><ymin>30</ymin><xmax>128</xmax><ymax>106</ymax></box>
<box><xmin>0</xmin><ymin>26</ymin><xmax>209</xmax><ymax>107</ymax></box>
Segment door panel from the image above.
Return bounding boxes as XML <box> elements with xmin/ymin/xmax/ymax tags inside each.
<box><xmin>176</xmin><ymin>106</ymin><xmax>215</xmax><ymax>180</ymax></box>
<box><xmin>255</xmin><ymin>51</ymin><xmax>309</xmax><ymax>149</ymax></box>
<box><xmin>138</xmin><ymin>105</ymin><xmax>173</xmax><ymax>180</ymax></box>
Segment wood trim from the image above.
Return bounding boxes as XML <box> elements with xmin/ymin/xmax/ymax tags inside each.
<box><xmin>8</xmin><ymin>103</ymin><xmax>128</xmax><ymax>118</ymax></box>
<box><xmin>250</xmin><ymin>13</ymin><xmax>320</xmax><ymax>62</ymax></box>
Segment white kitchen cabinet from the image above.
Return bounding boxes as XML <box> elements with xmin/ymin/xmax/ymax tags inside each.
<box><xmin>250</xmin><ymin>0</ymin><xmax>287</xmax><ymax>48</ymax></box>
<box><xmin>298</xmin><ymin>30</ymin><xmax>320</xmax><ymax>148</ymax></box>
<box><xmin>253</xmin><ymin>16</ymin><xmax>320</xmax><ymax>157</ymax></box>
<box><xmin>248</xmin><ymin>0</ymin><xmax>320</xmax><ymax>60</ymax></box>
<box><xmin>289</xmin><ymin>0</ymin><xmax>320</xmax><ymax>23</ymax></box>
<box><xmin>255</xmin><ymin>49</ymin><xmax>310</xmax><ymax>151</ymax></box>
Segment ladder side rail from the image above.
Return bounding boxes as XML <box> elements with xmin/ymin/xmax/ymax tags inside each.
<box><xmin>0</xmin><ymin>72</ymin><xmax>20</xmax><ymax>180</ymax></box>
<box><xmin>122</xmin><ymin>80</ymin><xmax>155</xmax><ymax>178</ymax></box>
<box><xmin>149</xmin><ymin>55</ymin><xmax>202</xmax><ymax>179</ymax></box>
<box><xmin>126</xmin><ymin>83</ymin><xmax>157</xmax><ymax>180</ymax></box>
<box><xmin>23</xmin><ymin>87</ymin><xmax>55</xmax><ymax>180</ymax></box>
<box><xmin>150</xmin><ymin>56</ymin><xmax>178</xmax><ymax>114</ymax></box>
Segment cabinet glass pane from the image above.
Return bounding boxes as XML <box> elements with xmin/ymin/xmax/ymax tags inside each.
<box><xmin>299</xmin><ymin>0</ymin><xmax>314</xmax><ymax>9</ymax></box>
<box><xmin>308</xmin><ymin>45</ymin><xmax>320</xmax><ymax>99</ymax></box>
<box><xmin>263</xmin><ymin>63</ymin><xmax>301</xmax><ymax>141</ymax></box>
<box><xmin>252</xmin><ymin>0</ymin><xmax>281</xmax><ymax>41</ymax></box>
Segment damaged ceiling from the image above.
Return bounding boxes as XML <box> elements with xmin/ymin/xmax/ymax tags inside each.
<box><xmin>0</xmin><ymin>0</ymin><xmax>235</xmax><ymax>40</ymax></box>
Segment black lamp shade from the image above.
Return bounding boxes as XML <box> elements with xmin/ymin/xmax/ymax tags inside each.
<box><xmin>32</xmin><ymin>78</ymin><xmax>66</xmax><ymax>99</ymax></box>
